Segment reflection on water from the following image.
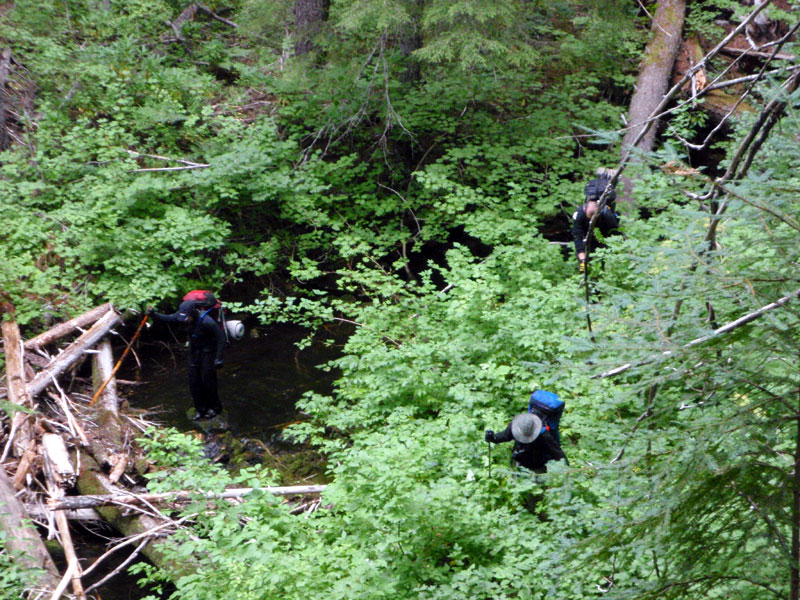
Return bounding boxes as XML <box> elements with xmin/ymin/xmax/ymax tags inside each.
<box><xmin>132</xmin><ymin>323</ymin><xmax>342</xmax><ymax>440</ymax></box>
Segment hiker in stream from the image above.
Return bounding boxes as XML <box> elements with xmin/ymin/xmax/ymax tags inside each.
<box><xmin>485</xmin><ymin>412</ymin><xmax>568</xmax><ymax>473</ymax></box>
<box><xmin>147</xmin><ymin>291</ymin><xmax>226</xmax><ymax>420</ymax></box>
<box><xmin>572</xmin><ymin>168</ymin><xmax>620</xmax><ymax>273</ymax></box>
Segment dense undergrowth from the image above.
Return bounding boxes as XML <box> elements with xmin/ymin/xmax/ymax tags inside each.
<box><xmin>2</xmin><ymin>0</ymin><xmax>800</xmax><ymax>598</ymax></box>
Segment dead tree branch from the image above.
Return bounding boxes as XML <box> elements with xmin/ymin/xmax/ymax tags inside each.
<box><xmin>52</xmin><ymin>485</ymin><xmax>327</xmax><ymax>510</ymax></box>
<box><xmin>594</xmin><ymin>286</ymin><xmax>800</xmax><ymax>379</ymax></box>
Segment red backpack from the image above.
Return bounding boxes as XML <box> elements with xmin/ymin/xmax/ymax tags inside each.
<box><xmin>183</xmin><ymin>290</ymin><xmax>244</xmax><ymax>342</ymax></box>
<box><xmin>183</xmin><ymin>290</ymin><xmax>220</xmax><ymax>310</ymax></box>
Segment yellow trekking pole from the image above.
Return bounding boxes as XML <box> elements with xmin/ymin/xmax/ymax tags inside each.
<box><xmin>89</xmin><ymin>314</ymin><xmax>148</xmax><ymax>406</ymax></box>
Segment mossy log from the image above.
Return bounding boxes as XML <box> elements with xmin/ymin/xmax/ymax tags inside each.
<box><xmin>76</xmin><ymin>451</ymin><xmax>192</xmax><ymax>579</ymax></box>
<box><xmin>622</xmin><ymin>0</ymin><xmax>686</xmax><ymax>154</ymax></box>
<box><xmin>0</xmin><ymin>466</ymin><xmax>61</xmax><ymax>592</ymax></box>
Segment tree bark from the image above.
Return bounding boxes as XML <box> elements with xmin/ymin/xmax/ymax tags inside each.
<box><xmin>620</xmin><ymin>0</ymin><xmax>686</xmax><ymax>211</ymax></box>
<box><xmin>0</xmin><ymin>466</ymin><xmax>61</xmax><ymax>591</ymax></box>
<box><xmin>23</xmin><ymin>302</ymin><xmax>113</xmax><ymax>351</ymax></box>
<box><xmin>92</xmin><ymin>337</ymin><xmax>119</xmax><ymax>415</ymax></box>
<box><xmin>0</xmin><ymin>48</ymin><xmax>12</xmax><ymax>152</ymax></box>
<box><xmin>27</xmin><ymin>309</ymin><xmax>122</xmax><ymax>399</ymax></box>
<box><xmin>294</xmin><ymin>0</ymin><xmax>329</xmax><ymax>55</ymax></box>
<box><xmin>2</xmin><ymin>321</ymin><xmax>34</xmax><ymax>458</ymax></box>
<box><xmin>792</xmin><ymin>387</ymin><xmax>800</xmax><ymax>600</ymax></box>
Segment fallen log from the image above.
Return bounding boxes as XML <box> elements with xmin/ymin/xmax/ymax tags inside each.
<box><xmin>84</xmin><ymin>336</ymin><xmax>132</xmax><ymax>472</ymax></box>
<box><xmin>42</xmin><ymin>433</ymin><xmax>76</xmax><ymax>488</ymax></box>
<box><xmin>53</xmin><ymin>484</ymin><xmax>327</xmax><ymax>510</ymax></box>
<box><xmin>76</xmin><ymin>451</ymin><xmax>191</xmax><ymax>578</ymax></box>
<box><xmin>45</xmin><ymin>448</ymin><xmax>86</xmax><ymax>600</ymax></box>
<box><xmin>2</xmin><ymin>321</ymin><xmax>34</xmax><ymax>459</ymax></box>
<box><xmin>26</xmin><ymin>506</ymin><xmax>102</xmax><ymax>521</ymax></box>
<box><xmin>27</xmin><ymin>309</ymin><xmax>122</xmax><ymax>400</ymax></box>
<box><xmin>24</xmin><ymin>303</ymin><xmax>113</xmax><ymax>351</ymax></box>
<box><xmin>91</xmin><ymin>337</ymin><xmax>120</xmax><ymax>414</ymax></box>
<box><xmin>0</xmin><ymin>466</ymin><xmax>61</xmax><ymax>591</ymax></box>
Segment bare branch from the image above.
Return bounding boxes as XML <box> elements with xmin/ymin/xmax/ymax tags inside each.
<box><xmin>125</xmin><ymin>150</ymin><xmax>209</xmax><ymax>168</ymax></box>
<box><xmin>196</xmin><ymin>3</ymin><xmax>238</xmax><ymax>28</ymax></box>
<box><xmin>594</xmin><ymin>287</ymin><xmax>800</xmax><ymax>379</ymax></box>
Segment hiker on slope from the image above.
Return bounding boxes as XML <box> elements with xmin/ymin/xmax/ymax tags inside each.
<box><xmin>485</xmin><ymin>413</ymin><xmax>568</xmax><ymax>473</ymax></box>
<box><xmin>572</xmin><ymin>169</ymin><xmax>621</xmax><ymax>273</ymax></box>
<box><xmin>147</xmin><ymin>291</ymin><xmax>226</xmax><ymax>421</ymax></box>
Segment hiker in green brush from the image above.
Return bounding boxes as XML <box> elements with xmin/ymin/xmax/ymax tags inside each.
<box><xmin>572</xmin><ymin>169</ymin><xmax>621</xmax><ymax>273</ymax></box>
<box><xmin>485</xmin><ymin>413</ymin><xmax>567</xmax><ymax>474</ymax></box>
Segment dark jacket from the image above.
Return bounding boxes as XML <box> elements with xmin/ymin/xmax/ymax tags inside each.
<box><xmin>488</xmin><ymin>424</ymin><xmax>568</xmax><ymax>472</ymax></box>
<box><xmin>152</xmin><ymin>304</ymin><xmax>226</xmax><ymax>362</ymax></box>
<box><xmin>572</xmin><ymin>206</ymin><xmax>620</xmax><ymax>256</ymax></box>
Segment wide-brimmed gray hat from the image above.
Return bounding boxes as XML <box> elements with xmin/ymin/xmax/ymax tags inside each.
<box><xmin>511</xmin><ymin>413</ymin><xmax>542</xmax><ymax>444</ymax></box>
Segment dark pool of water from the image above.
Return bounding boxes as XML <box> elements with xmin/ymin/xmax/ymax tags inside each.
<box><xmin>127</xmin><ymin>322</ymin><xmax>343</xmax><ymax>441</ymax></box>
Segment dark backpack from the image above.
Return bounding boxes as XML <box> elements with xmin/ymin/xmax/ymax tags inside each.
<box><xmin>584</xmin><ymin>176</ymin><xmax>617</xmax><ymax>209</ymax></box>
<box><xmin>528</xmin><ymin>390</ymin><xmax>565</xmax><ymax>445</ymax></box>
<box><xmin>183</xmin><ymin>290</ymin><xmax>244</xmax><ymax>343</ymax></box>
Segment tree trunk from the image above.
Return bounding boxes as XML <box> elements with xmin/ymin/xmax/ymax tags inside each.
<box><xmin>0</xmin><ymin>466</ymin><xmax>61</xmax><ymax>591</ymax></box>
<box><xmin>294</xmin><ymin>0</ymin><xmax>329</xmax><ymax>55</ymax></box>
<box><xmin>0</xmin><ymin>49</ymin><xmax>11</xmax><ymax>152</ymax></box>
<box><xmin>620</xmin><ymin>0</ymin><xmax>686</xmax><ymax>211</ymax></box>
<box><xmin>397</xmin><ymin>1</ymin><xmax>423</xmax><ymax>83</ymax></box>
<box><xmin>792</xmin><ymin>388</ymin><xmax>800</xmax><ymax>600</ymax></box>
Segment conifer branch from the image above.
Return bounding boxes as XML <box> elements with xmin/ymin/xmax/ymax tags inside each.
<box><xmin>594</xmin><ymin>287</ymin><xmax>800</xmax><ymax>379</ymax></box>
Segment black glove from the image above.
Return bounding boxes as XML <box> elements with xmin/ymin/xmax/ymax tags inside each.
<box><xmin>485</xmin><ymin>430</ymin><xmax>494</xmax><ymax>443</ymax></box>
<box><xmin>146</xmin><ymin>306</ymin><xmax>155</xmax><ymax>316</ymax></box>
<box><xmin>214</xmin><ymin>359</ymin><xmax>224</xmax><ymax>370</ymax></box>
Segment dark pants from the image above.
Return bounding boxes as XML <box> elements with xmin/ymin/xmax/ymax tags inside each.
<box><xmin>188</xmin><ymin>346</ymin><xmax>221</xmax><ymax>415</ymax></box>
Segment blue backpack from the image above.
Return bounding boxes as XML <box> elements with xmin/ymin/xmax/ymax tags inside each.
<box><xmin>528</xmin><ymin>390</ymin><xmax>565</xmax><ymax>445</ymax></box>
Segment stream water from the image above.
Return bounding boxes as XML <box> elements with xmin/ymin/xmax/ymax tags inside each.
<box><xmin>131</xmin><ymin>321</ymin><xmax>342</xmax><ymax>445</ymax></box>
<box><xmin>71</xmin><ymin>321</ymin><xmax>344</xmax><ymax>599</ymax></box>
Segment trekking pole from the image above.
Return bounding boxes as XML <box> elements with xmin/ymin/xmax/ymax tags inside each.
<box><xmin>582</xmin><ymin>265</ymin><xmax>595</xmax><ymax>341</ymax></box>
<box><xmin>89</xmin><ymin>314</ymin><xmax>149</xmax><ymax>407</ymax></box>
<box><xmin>581</xmin><ymin>240</ymin><xmax>596</xmax><ymax>343</ymax></box>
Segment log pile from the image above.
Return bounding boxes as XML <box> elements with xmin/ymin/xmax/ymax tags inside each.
<box><xmin>0</xmin><ymin>304</ymin><xmax>325</xmax><ymax>598</ymax></box>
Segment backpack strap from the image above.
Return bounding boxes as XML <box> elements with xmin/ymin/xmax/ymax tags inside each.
<box><xmin>192</xmin><ymin>307</ymin><xmax>214</xmax><ymax>339</ymax></box>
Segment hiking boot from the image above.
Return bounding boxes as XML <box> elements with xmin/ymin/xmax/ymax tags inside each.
<box><xmin>191</xmin><ymin>411</ymin><xmax>207</xmax><ymax>421</ymax></box>
<box><xmin>205</xmin><ymin>408</ymin><xmax>219</xmax><ymax>419</ymax></box>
